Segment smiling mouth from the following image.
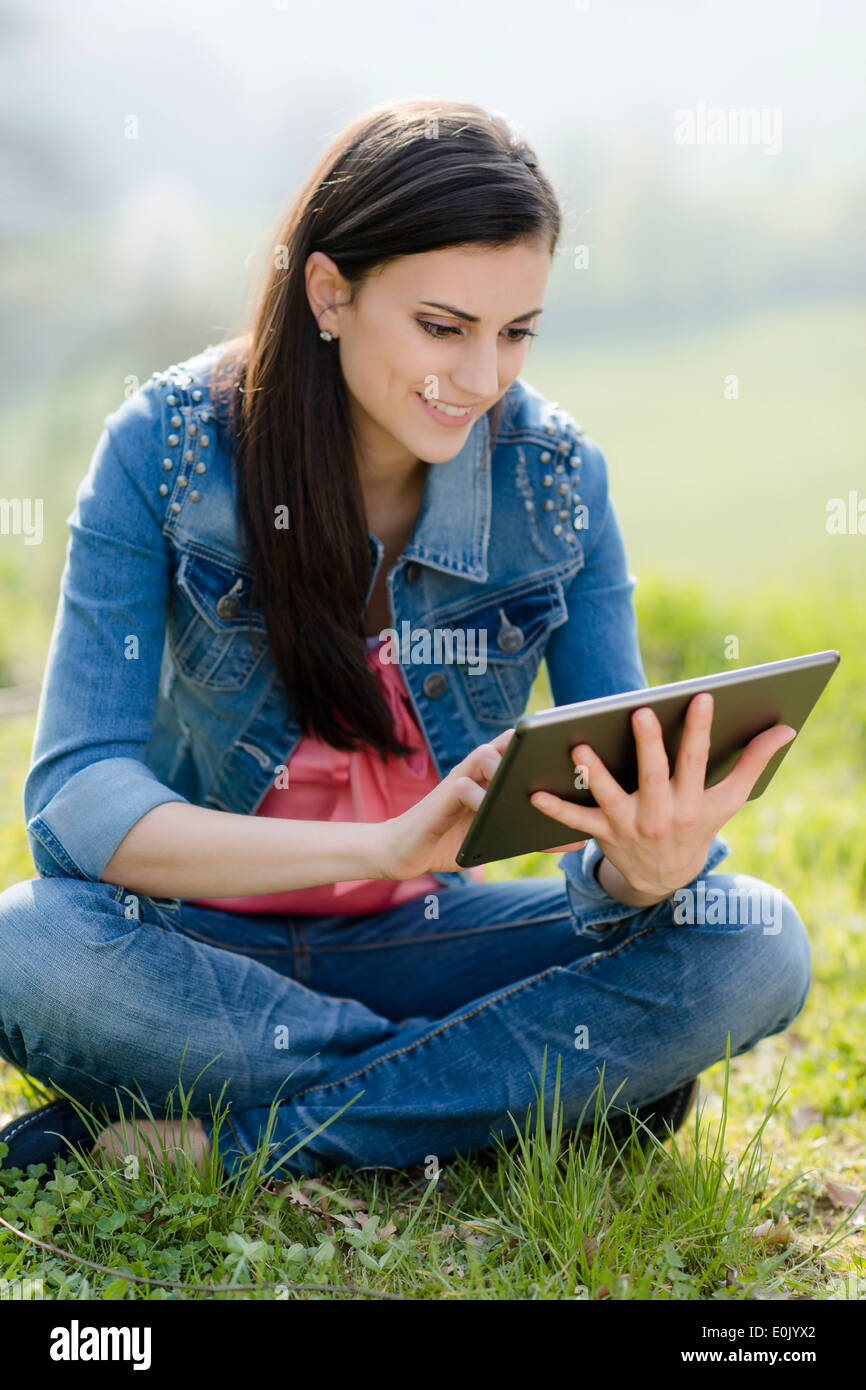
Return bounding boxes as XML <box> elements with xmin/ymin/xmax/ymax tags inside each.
<box><xmin>416</xmin><ymin>393</ymin><xmax>477</xmax><ymax>419</ymax></box>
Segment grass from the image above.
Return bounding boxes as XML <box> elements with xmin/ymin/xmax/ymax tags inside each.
<box><xmin>1</xmin><ymin>559</ymin><xmax>864</xmax><ymax>1301</ymax></box>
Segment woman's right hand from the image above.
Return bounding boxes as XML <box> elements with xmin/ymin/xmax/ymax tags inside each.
<box><xmin>372</xmin><ymin>729</ymin><xmax>519</xmax><ymax>880</ymax></box>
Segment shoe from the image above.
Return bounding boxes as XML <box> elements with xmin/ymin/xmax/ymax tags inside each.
<box><xmin>0</xmin><ymin>1098</ymin><xmax>107</xmax><ymax>1171</ymax></box>
<box><xmin>579</xmin><ymin>1077</ymin><xmax>700</xmax><ymax>1146</ymax></box>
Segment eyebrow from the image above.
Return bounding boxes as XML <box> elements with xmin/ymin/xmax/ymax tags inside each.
<box><xmin>418</xmin><ymin>300</ymin><xmax>544</xmax><ymax>324</ymax></box>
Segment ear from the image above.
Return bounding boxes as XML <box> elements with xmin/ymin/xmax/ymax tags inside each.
<box><xmin>305</xmin><ymin>250</ymin><xmax>350</xmax><ymax>338</ymax></box>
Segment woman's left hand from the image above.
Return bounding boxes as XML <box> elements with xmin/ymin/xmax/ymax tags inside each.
<box><xmin>530</xmin><ymin>691</ymin><xmax>796</xmax><ymax>899</ymax></box>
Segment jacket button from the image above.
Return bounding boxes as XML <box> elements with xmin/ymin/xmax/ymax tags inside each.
<box><xmin>497</xmin><ymin>623</ymin><xmax>524</xmax><ymax>653</ymax></box>
<box><xmin>422</xmin><ymin>672</ymin><xmax>447</xmax><ymax>698</ymax></box>
<box><xmin>217</xmin><ymin>593</ymin><xmax>242</xmax><ymax>620</ymax></box>
<box><xmin>404</xmin><ymin>561</ymin><xmax>421</xmax><ymax>584</ymax></box>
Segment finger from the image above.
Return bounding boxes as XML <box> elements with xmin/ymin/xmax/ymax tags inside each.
<box><xmin>489</xmin><ymin>727</ymin><xmax>515</xmax><ymax>754</ymax></box>
<box><xmin>456</xmin><ymin>742</ymin><xmax>502</xmax><ymax>786</ymax></box>
<box><xmin>529</xmin><ymin>788</ymin><xmax>606</xmax><ymax>839</ymax></box>
<box><xmin>631</xmin><ymin>705</ymin><xmax>671</xmax><ymax>823</ymax></box>
<box><xmin>568</xmin><ymin>740</ymin><xmax>628</xmax><ymax>819</ymax></box>
<box><xmin>454</xmin><ymin>777</ymin><xmax>487</xmax><ymax>813</ymax></box>
<box><xmin>672</xmin><ymin>691</ymin><xmax>714</xmax><ymax>801</ymax></box>
<box><xmin>705</xmin><ymin>723</ymin><xmax>796</xmax><ymax>819</ymax></box>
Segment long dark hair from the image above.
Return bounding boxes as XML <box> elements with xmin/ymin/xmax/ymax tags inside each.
<box><xmin>212</xmin><ymin>97</ymin><xmax>562</xmax><ymax>758</ymax></box>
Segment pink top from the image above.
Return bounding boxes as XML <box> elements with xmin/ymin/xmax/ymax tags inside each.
<box><xmin>191</xmin><ymin>635</ymin><xmax>484</xmax><ymax>916</ymax></box>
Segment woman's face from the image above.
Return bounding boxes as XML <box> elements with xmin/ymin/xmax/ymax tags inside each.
<box><xmin>306</xmin><ymin>239</ymin><xmax>552</xmax><ymax>473</ymax></box>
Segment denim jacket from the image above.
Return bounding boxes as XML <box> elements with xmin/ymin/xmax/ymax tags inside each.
<box><xmin>23</xmin><ymin>343</ymin><xmax>729</xmax><ymax>927</ymax></box>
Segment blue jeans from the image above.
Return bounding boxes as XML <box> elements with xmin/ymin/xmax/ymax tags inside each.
<box><xmin>0</xmin><ymin>866</ymin><xmax>810</xmax><ymax>1179</ymax></box>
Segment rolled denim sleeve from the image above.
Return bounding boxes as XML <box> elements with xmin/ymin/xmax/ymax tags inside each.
<box><xmin>24</xmin><ymin>386</ymin><xmax>191</xmax><ymax>881</ymax></box>
<box><xmin>543</xmin><ymin>432</ymin><xmax>730</xmax><ymax>918</ymax></box>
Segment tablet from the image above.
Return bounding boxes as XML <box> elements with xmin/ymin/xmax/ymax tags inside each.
<box><xmin>455</xmin><ymin>649</ymin><xmax>840</xmax><ymax>868</ymax></box>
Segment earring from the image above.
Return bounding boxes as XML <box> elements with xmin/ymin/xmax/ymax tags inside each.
<box><xmin>319</xmin><ymin>329</ymin><xmax>334</xmax><ymax>342</ymax></box>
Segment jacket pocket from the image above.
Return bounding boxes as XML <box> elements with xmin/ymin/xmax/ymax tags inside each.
<box><xmin>434</xmin><ymin>578</ymin><xmax>568</xmax><ymax>727</ymax></box>
<box><xmin>167</xmin><ymin>549</ymin><xmax>269</xmax><ymax>691</ymax></box>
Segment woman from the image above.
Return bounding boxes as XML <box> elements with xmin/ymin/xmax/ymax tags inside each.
<box><xmin>0</xmin><ymin>98</ymin><xmax>808</xmax><ymax>1181</ymax></box>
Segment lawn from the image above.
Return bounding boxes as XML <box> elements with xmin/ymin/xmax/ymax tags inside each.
<box><xmin>1</xmin><ymin>563</ymin><xmax>863</xmax><ymax>1301</ymax></box>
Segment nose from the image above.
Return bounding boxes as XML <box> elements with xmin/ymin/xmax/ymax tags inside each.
<box><xmin>450</xmin><ymin>339</ymin><xmax>502</xmax><ymax>402</ymax></box>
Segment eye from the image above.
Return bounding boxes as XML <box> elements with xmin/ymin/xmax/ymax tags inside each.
<box><xmin>417</xmin><ymin>319</ymin><xmax>538</xmax><ymax>342</ymax></box>
<box><xmin>417</xmin><ymin>319</ymin><xmax>461</xmax><ymax>340</ymax></box>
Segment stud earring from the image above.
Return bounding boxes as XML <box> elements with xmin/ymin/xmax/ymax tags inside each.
<box><xmin>319</xmin><ymin>328</ymin><xmax>334</xmax><ymax>342</ymax></box>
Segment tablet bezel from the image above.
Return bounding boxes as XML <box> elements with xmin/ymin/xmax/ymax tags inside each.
<box><xmin>455</xmin><ymin>649</ymin><xmax>840</xmax><ymax>868</ymax></box>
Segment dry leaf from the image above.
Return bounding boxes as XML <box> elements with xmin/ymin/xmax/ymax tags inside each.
<box><xmin>581</xmin><ymin>1235</ymin><xmax>599</xmax><ymax>1262</ymax></box>
<box><xmin>752</xmin><ymin>1217</ymin><xmax>792</xmax><ymax>1246</ymax></box>
<box><xmin>825</xmin><ymin>1181</ymin><xmax>863</xmax><ymax>1211</ymax></box>
<box><xmin>457</xmin><ymin>1222</ymin><xmax>486</xmax><ymax>1247</ymax></box>
<box><xmin>276</xmin><ymin>1184</ymin><xmax>314</xmax><ymax>1210</ymax></box>
<box><xmin>593</xmin><ymin>1284</ymin><xmax>611</xmax><ymax>1300</ymax></box>
<box><xmin>329</xmin><ymin>1211</ymin><xmax>364</xmax><ymax>1231</ymax></box>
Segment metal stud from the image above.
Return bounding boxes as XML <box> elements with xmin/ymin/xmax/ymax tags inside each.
<box><xmin>497</xmin><ymin>618</ymin><xmax>525</xmax><ymax>653</ymax></box>
<box><xmin>158</xmin><ymin>483</ymin><xmax>168</xmax><ymax>496</ymax></box>
<box><xmin>559</xmin><ymin>441</ymin><xmax>569</xmax><ymax>452</ymax></box>
<box><xmin>553</xmin><ymin>523</ymin><xmax>563</xmax><ymax>535</ymax></box>
<box><xmin>162</xmin><ymin>458</ymin><xmax>173</xmax><ymax>471</ymax></box>
<box><xmin>170</xmin><ymin>502</ymin><xmax>181</xmax><ymax>514</ymax></box>
<box><xmin>188</xmin><ymin>423</ymin><xmax>197</xmax><ymax>436</ymax></box>
<box><xmin>558</xmin><ymin>482</ymin><xmax>569</xmax><ymax>495</ymax></box>
<box><xmin>201</xmin><ymin>410</ymin><xmax>213</xmax><ymax>423</ymax></box>
<box><xmin>166</xmin><ymin>394</ymin><xmax>178</xmax><ymax>406</ymax></box>
<box><xmin>540</xmin><ymin>450</ymin><xmax>551</xmax><ymax>463</ymax></box>
<box><xmin>195</xmin><ymin>462</ymin><xmax>206</xmax><ymax>474</ymax></box>
<box><xmin>524</xmin><ymin>499</ymin><xmax>535</xmax><ymax>512</ymax></box>
<box><xmin>422</xmin><ymin>672</ymin><xmax>447</xmax><ymax>699</ymax></box>
<box><xmin>543</xmin><ymin>499</ymin><xmax>554</xmax><ymax>511</ymax></box>
<box><xmin>217</xmin><ymin>593</ymin><xmax>242</xmax><ymax>620</ymax></box>
<box><xmin>541</xmin><ymin>474</ymin><xmax>553</xmax><ymax>486</ymax></box>
<box><xmin>170</xmin><ymin>414</ymin><xmax>182</xmax><ymax>428</ymax></box>
<box><xmin>558</xmin><ymin>510</ymin><xmax>569</xmax><ymax>520</ymax></box>
<box><xmin>177</xmin><ymin>476</ymin><xmax>187</xmax><ymax>487</ymax></box>
<box><xmin>167</xmin><ymin>433</ymin><xmax>179</xmax><ymax>447</ymax></box>
<box><xmin>192</xmin><ymin>389</ymin><xmax>203</xmax><ymax>402</ymax></box>
<box><xmin>200</xmin><ymin>435</ymin><xmax>210</xmax><ymax>448</ymax></box>
<box><xmin>183</xmin><ymin>450</ymin><xmax>193</xmax><ymax>463</ymax></box>
<box><xmin>569</xmin><ymin>455</ymin><xmax>581</xmax><ymax>468</ymax></box>
<box><xmin>190</xmin><ymin>490</ymin><xmax>201</xmax><ymax>502</ymax></box>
